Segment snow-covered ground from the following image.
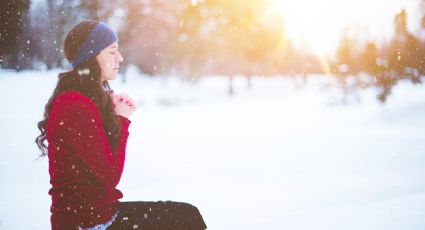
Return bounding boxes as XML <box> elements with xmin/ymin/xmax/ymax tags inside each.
<box><xmin>1</xmin><ymin>69</ymin><xmax>425</xmax><ymax>230</ymax></box>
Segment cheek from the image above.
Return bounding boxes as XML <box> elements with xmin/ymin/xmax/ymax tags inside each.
<box><xmin>104</xmin><ymin>58</ymin><xmax>114</xmax><ymax>69</ymax></box>
<box><xmin>99</xmin><ymin>58</ymin><xmax>113</xmax><ymax>72</ymax></box>
<box><xmin>98</xmin><ymin>57</ymin><xmax>106</xmax><ymax>69</ymax></box>
<box><xmin>106</xmin><ymin>60</ymin><xmax>113</xmax><ymax>68</ymax></box>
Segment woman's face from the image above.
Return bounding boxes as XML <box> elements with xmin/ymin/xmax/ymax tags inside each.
<box><xmin>96</xmin><ymin>42</ymin><xmax>124</xmax><ymax>83</ymax></box>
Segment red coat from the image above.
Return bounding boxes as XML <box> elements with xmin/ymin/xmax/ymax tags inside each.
<box><xmin>46</xmin><ymin>90</ymin><xmax>131</xmax><ymax>229</ymax></box>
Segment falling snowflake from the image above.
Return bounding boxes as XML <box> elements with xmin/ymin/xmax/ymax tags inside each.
<box><xmin>78</xmin><ymin>68</ymin><xmax>90</xmax><ymax>76</ymax></box>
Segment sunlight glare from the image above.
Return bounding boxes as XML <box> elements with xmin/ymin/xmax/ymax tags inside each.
<box><xmin>267</xmin><ymin>0</ymin><xmax>421</xmax><ymax>56</ymax></box>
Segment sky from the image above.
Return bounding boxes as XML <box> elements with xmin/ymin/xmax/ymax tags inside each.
<box><xmin>267</xmin><ymin>0</ymin><xmax>423</xmax><ymax>56</ymax></box>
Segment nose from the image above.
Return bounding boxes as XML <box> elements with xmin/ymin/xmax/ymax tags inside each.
<box><xmin>117</xmin><ymin>51</ymin><xmax>124</xmax><ymax>63</ymax></box>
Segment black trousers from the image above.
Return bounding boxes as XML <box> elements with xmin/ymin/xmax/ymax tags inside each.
<box><xmin>107</xmin><ymin>201</ymin><xmax>207</xmax><ymax>230</ymax></box>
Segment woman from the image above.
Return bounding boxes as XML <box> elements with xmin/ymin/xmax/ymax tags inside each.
<box><xmin>35</xmin><ymin>20</ymin><xmax>207</xmax><ymax>230</ymax></box>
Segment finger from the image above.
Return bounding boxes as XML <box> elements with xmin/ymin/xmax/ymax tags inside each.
<box><xmin>121</xmin><ymin>93</ymin><xmax>133</xmax><ymax>101</ymax></box>
<box><xmin>120</xmin><ymin>93</ymin><xmax>128</xmax><ymax>99</ymax></box>
<box><xmin>129</xmin><ymin>98</ymin><xmax>136</xmax><ymax>105</ymax></box>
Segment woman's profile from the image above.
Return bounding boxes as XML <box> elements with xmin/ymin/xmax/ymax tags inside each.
<box><xmin>35</xmin><ymin>20</ymin><xmax>207</xmax><ymax>230</ymax></box>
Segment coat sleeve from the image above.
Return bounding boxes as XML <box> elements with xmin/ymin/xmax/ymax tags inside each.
<box><xmin>53</xmin><ymin>92</ymin><xmax>131</xmax><ymax>188</ymax></box>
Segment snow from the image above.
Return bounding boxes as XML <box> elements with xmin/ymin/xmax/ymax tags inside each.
<box><xmin>0</xmin><ymin>69</ymin><xmax>425</xmax><ymax>229</ymax></box>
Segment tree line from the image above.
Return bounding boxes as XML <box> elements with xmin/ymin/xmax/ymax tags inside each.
<box><xmin>334</xmin><ymin>9</ymin><xmax>425</xmax><ymax>102</ymax></box>
<box><xmin>1</xmin><ymin>0</ymin><xmax>425</xmax><ymax>102</ymax></box>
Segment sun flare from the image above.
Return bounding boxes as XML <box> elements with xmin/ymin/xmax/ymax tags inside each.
<box><xmin>266</xmin><ymin>0</ymin><xmax>420</xmax><ymax>56</ymax></box>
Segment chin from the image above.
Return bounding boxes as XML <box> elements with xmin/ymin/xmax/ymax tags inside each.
<box><xmin>108</xmin><ymin>74</ymin><xmax>118</xmax><ymax>81</ymax></box>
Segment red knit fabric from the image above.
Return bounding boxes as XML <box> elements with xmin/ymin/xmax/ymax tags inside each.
<box><xmin>46</xmin><ymin>90</ymin><xmax>131</xmax><ymax>230</ymax></box>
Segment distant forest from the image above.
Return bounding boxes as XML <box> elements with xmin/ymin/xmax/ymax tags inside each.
<box><xmin>2</xmin><ymin>0</ymin><xmax>425</xmax><ymax>101</ymax></box>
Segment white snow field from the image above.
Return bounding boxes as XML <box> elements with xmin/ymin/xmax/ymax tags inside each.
<box><xmin>0</xmin><ymin>69</ymin><xmax>424</xmax><ymax>230</ymax></box>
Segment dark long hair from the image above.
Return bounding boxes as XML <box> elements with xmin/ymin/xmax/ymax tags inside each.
<box><xmin>35</xmin><ymin>20</ymin><xmax>121</xmax><ymax>157</ymax></box>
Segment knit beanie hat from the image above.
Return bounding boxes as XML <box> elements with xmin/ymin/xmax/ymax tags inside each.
<box><xmin>66</xmin><ymin>21</ymin><xmax>118</xmax><ymax>68</ymax></box>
